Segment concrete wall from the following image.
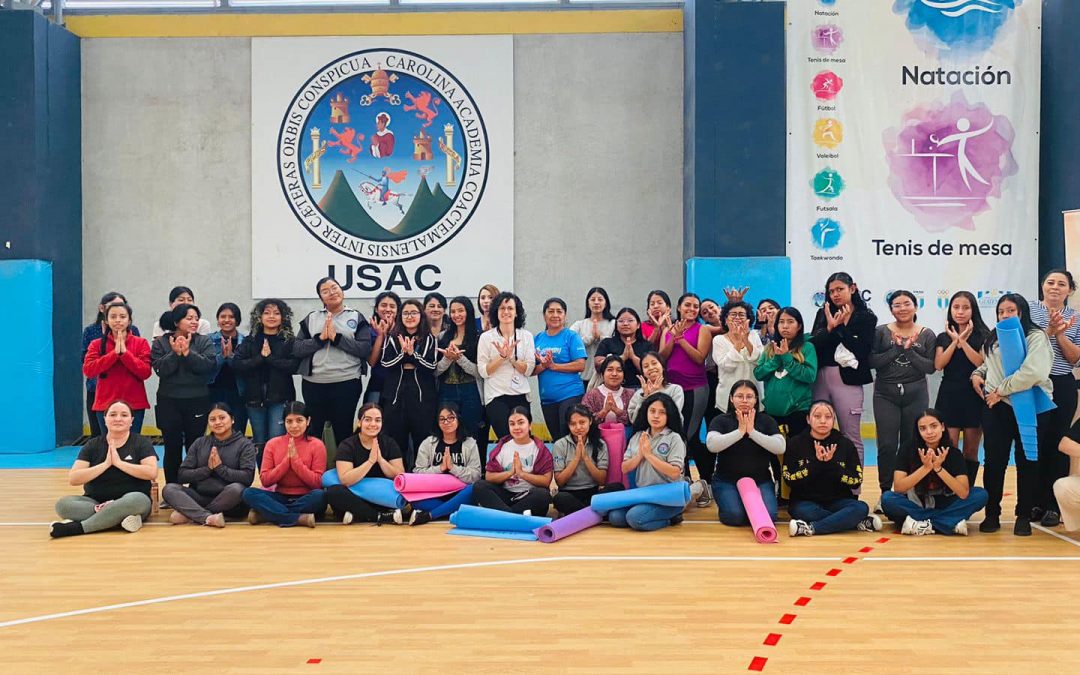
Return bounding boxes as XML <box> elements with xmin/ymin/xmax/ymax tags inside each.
<box><xmin>81</xmin><ymin>33</ymin><xmax>684</xmax><ymax>429</ymax></box>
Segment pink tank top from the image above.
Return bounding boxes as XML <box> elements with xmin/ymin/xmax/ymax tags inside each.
<box><xmin>664</xmin><ymin>322</ymin><xmax>707</xmax><ymax>390</ymax></box>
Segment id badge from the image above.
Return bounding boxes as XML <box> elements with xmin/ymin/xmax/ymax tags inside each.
<box><xmin>511</xmin><ymin>374</ymin><xmax>523</xmax><ymax>388</ymax></box>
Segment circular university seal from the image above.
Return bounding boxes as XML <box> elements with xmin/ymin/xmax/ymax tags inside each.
<box><xmin>277</xmin><ymin>49</ymin><xmax>488</xmax><ymax>263</ymax></box>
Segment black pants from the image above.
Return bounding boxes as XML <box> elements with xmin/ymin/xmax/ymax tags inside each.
<box><xmin>553</xmin><ymin>483</ymin><xmax>625</xmax><ymax>516</ymax></box>
<box><xmin>302</xmin><ymin>378</ymin><xmax>363</xmax><ymax>452</ymax></box>
<box><xmin>86</xmin><ymin>388</ymin><xmax>102</xmax><ymax>437</ymax></box>
<box><xmin>156</xmin><ymin>395</ymin><xmax>210</xmax><ymax>484</ymax></box>
<box><xmin>1046</xmin><ymin>374</ymin><xmax>1077</xmax><ymax>511</ymax></box>
<box><xmin>325</xmin><ymin>484</ymin><xmax>385</xmax><ymax>522</ymax></box>
<box><xmin>485</xmin><ymin>394</ymin><xmax>530</xmax><ymax>442</ymax></box>
<box><xmin>773</xmin><ymin>411</ymin><xmax>810</xmax><ymax>493</ymax></box>
<box><xmin>982</xmin><ymin>404</ymin><xmax>1054</xmax><ymax>518</ymax></box>
<box><xmin>541</xmin><ymin>396</ymin><xmax>582</xmax><ymax>443</ymax></box>
<box><xmin>473</xmin><ymin>480</ymin><xmax>551</xmax><ymax>516</ymax></box>
<box><xmin>383</xmin><ymin>372</ymin><xmax>438</xmax><ymax>471</ymax></box>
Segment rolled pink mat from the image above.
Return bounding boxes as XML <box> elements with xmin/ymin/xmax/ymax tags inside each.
<box><xmin>393</xmin><ymin>473</ymin><xmax>468</xmax><ymax>501</ymax></box>
<box><xmin>736</xmin><ymin>477</ymin><xmax>778</xmax><ymax>544</ymax></box>
<box><xmin>534</xmin><ymin>507</ymin><xmax>603</xmax><ymax>543</ymax></box>
<box><xmin>599</xmin><ymin>422</ymin><xmax>628</xmax><ymax>487</ymax></box>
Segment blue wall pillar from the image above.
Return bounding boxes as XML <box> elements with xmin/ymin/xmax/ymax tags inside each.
<box><xmin>0</xmin><ymin>12</ymin><xmax>82</xmax><ymax>444</ymax></box>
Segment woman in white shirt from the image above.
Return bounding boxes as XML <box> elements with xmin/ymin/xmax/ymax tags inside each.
<box><xmin>713</xmin><ymin>300</ymin><xmax>764</xmax><ymax>413</ymax></box>
<box><xmin>477</xmin><ymin>292</ymin><xmax>536</xmax><ymax>442</ymax></box>
<box><xmin>569</xmin><ymin>286</ymin><xmax>616</xmax><ymax>387</ymax></box>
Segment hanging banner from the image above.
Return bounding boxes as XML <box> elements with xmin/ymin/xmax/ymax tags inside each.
<box><xmin>787</xmin><ymin>0</ymin><xmax>1041</xmax><ymax>323</ymax></box>
<box><xmin>252</xmin><ymin>36</ymin><xmax>514</xmax><ymax>298</ymax></box>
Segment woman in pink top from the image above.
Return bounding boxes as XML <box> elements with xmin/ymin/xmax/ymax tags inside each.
<box><xmin>658</xmin><ymin>293</ymin><xmax>713</xmax><ymax>490</ymax></box>
<box><xmin>242</xmin><ymin>401</ymin><xmax>327</xmax><ymax>528</ymax></box>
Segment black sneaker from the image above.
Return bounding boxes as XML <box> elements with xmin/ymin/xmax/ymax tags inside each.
<box><xmin>375</xmin><ymin>511</ymin><xmax>396</xmax><ymax>526</ymax></box>
<box><xmin>1041</xmin><ymin>510</ymin><xmax>1061</xmax><ymax>527</ymax></box>
<box><xmin>392</xmin><ymin>503</ymin><xmax>414</xmax><ymax>525</ymax></box>
<box><xmin>979</xmin><ymin>515</ymin><xmax>1000</xmax><ymax>533</ymax></box>
<box><xmin>669</xmin><ymin>514</ymin><xmax>684</xmax><ymax>525</ymax></box>
<box><xmin>409</xmin><ymin>510</ymin><xmax>432</xmax><ymax>526</ymax></box>
<box><xmin>1031</xmin><ymin>506</ymin><xmax>1045</xmax><ymax>522</ymax></box>
<box><xmin>1013</xmin><ymin>517</ymin><xmax>1032</xmax><ymax>536</ymax></box>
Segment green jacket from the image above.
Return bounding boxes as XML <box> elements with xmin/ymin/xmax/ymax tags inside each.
<box><xmin>753</xmin><ymin>337</ymin><xmax>818</xmax><ymax>418</ymax></box>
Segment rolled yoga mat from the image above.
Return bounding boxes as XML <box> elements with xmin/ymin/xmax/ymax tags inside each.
<box><xmin>589</xmin><ymin>481</ymin><xmax>690</xmax><ymax>515</ymax></box>
<box><xmin>321</xmin><ymin>470</ymin><xmax>406</xmax><ymax>509</ymax></box>
<box><xmin>599</xmin><ymin>422</ymin><xmax>628</xmax><ymax>487</ymax></box>
<box><xmin>447</xmin><ymin>504</ymin><xmax>552</xmax><ymax>542</ymax></box>
<box><xmin>535</xmin><ymin>507</ymin><xmax>603</xmax><ymax>543</ymax></box>
<box><xmin>393</xmin><ymin>473</ymin><xmax>468</xmax><ymax>502</ymax></box>
<box><xmin>736</xmin><ymin>477</ymin><xmax>778</xmax><ymax>544</ymax></box>
<box><xmin>996</xmin><ymin>316</ymin><xmax>1056</xmax><ymax>461</ymax></box>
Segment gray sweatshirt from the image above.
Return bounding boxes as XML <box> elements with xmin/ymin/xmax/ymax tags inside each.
<box><xmin>293</xmin><ymin>307</ymin><xmax>372</xmax><ymax>383</ymax></box>
<box><xmin>869</xmin><ymin>325</ymin><xmax>937</xmax><ymax>385</ymax></box>
<box><xmin>413</xmin><ymin>436</ymin><xmax>483</xmax><ymax>484</ymax></box>
<box><xmin>625</xmin><ymin>428</ymin><xmax>686</xmax><ymax>488</ymax></box>
<box><xmin>176</xmin><ymin>431</ymin><xmax>257</xmax><ymax>496</ymax></box>
<box><xmin>551</xmin><ymin>436</ymin><xmax>609</xmax><ymax>490</ymax></box>
<box><xmin>627</xmin><ymin>383</ymin><xmax>685</xmax><ymax>424</ymax></box>
<box><xmin>151</xmin><ymin>333</ymin><xmax>216</xmax><ymax>399</ymax></box>
<box><xmin>973</xmin><ymin>329</ymin><xmax>1054</xmax><ymax>403</ymax></box>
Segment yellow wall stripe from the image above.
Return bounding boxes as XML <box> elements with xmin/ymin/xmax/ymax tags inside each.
<box><xmin>65</xmin><ymin>9</ymin><xmax>682</xmax><ymax>38</ymax></box>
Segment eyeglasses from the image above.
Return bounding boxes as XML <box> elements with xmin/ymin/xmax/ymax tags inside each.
<box><xmin>438</xmin><ymin>415</ymin><xmax>457</xmax><ymax>423</ymax></box>
<box><xmin>402</xmin><ymin>311</ymin><xmax>421</xmax><ymax>318</ymax></box>
<box><xmin>617</xmin><ymin>319</ymin><xmax>636</xmax><ymax>325</ymax></box>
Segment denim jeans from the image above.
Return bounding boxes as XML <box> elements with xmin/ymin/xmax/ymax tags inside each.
<box><xmin>881</xmin><ymin>488</ymin><xmax>989</xmax><ymax>534</ymax></box>
<box><xmin>96</xmin><ymin>409</ymin><xmax>146</xmax><ymax>436</ymax></box>
<box><xmin>242</xmin><ymin>487</ymin><xmax>327</xmax><ymax>527</ymax></box>
<box><xmin>712</xmin><ymin>478</ymin><xmax>778</xmax><ymax>526</ymax></box>
<box><xmin>247</xmin><ymin>403</ymin><xmax>286</xmax><ymax>447</ymax></box>
<box><xmin>789</xmin><ymin>498</ymin><xmax>869</xmax><ymax>535</ymax></box>
<box><xmin>607</xmin><ymin>503</ymin><xmax>685</xmax><ymax>531</ymax></box>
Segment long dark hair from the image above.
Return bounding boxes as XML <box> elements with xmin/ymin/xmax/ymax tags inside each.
<box><xmin>765</xmin><ymin>307</ymin><xmax>806</xmax><ymax>362</ymax></box>
<box><xmin>394</xmin><ymin>299</ymin><xmax>433</xmax><ymax>342</ymax></box>
<box><xmin>215</xmin><ymin>302</ymin><xmax>243</xmax><ymax>328</ymax></box>
<box><xmin>564</xmin><ymin>404</ymin><xmax>603</xmax><ymax>462</ymax></box>
<box><xmin>912</xmin><ymin>408</ymin><xmax>949</xmax><ymax>450</ymax></box>
<box><xmin>645</xmin><ymin>290</ymin><xmax>672</xmax><ymax>323</ymax></box>
<box><xmin>885</xmin><ymin>289</ymin><xmax>919</xmax><ymax>323</ymax></box>
<box><xmin>283</xmin><ymin>400</ymin><xmax>311</xmax><ymax>439</ymax></box>
<box><xmin>824</xmin><ymin>271</ymin><xmax>870</xmax><ymax>313</ymax></box>
<box><xmin>99</xmin><ymin>303</ymin><xmax>134</xmax><ymax>356</ymax></box>
<box><xmin>1039</xmin><ymin>268</ymin><xmax>1077</xmax><ymax>300</ymax></box>
<box><xmin>725</xmin><ymin>379</ymin><xmax>761</xmax><ymax>414</ymax></box>
<box><xmin>95</xmin><ymin>291</ymin><xmax>127</xmax><ymax>324</ymax></box>
<box><xmin>440</xmin><ymin>295</ymin><xmax>479</xmax><ymax>362</ymax></box>
<box><xmin>168</xmin><ymin>303</ymin><xmax>201</xmax><ymax>334</ymax></box>
<box><xmin>168</xmin><ymin>286</ymin><xmax>194</xmax><ymax>304</ymax></box>
<box><xmin>613</xmin><ymin>307</ymin><xmax>645</xmax><ymax>342</ymax></box>
<box><xmin>945</xmin><ymin>291</ymin><xmax>988</xmax><ymax>346</ymax></box>
<box><xmin>631</xmin><ymin>392</ymin><xmax>684</xmax><ymax>439</ymax></box>
<box><xmin>429</xmin><ymin>402</ymin><xmax>470</xmax><ymax>443</ymax></box>
<box><xmin>249</xmin><ymin>298</ymin><xmax>295</xmax><ymax>339</ymax></box>
<box><xmin>984</xmin><ymin>292</ymin><xmax>1041</xmax><ymax>353</ymax></box>
<box><xmin>596</xmin><ymin>354</ymin><xmax>626</xmax><ymax>388</ymax></box>
<box><xmin>583</xmin><ymin>287</ymin><xmax>615</xmax><ymax>321</ymax></box>
<box><xmin>639</xmin><ymin>351</ymin><xmax>668</xmax><ymax>385</ymax></box>
<box><xmin>755</xmin><ymin>298</ymin><xmax>781</xmax><ymax>330</ymax></box>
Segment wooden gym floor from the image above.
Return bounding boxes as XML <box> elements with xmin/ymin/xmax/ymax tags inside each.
<box><xmin>0</xmin><ymin>467</ymin><xmax>1077</xmax><ymax>674</ymax></box>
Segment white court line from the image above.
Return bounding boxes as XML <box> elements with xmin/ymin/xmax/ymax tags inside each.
<box><xmin>0</xmin><ymin>555</ymin><xmax>838</xmax><ymax>630</ymax></box>
<box><xmin>1033</xmin><ymin>524</ymin><xmax>1080</xmax><ymax>549</ymax></box>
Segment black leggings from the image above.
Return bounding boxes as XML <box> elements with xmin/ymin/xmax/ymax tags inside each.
<box><xmin>485</xmin><ymin>394</ymin><xmax>530</xmax><ymax>441</ymax></box>
<box><xmin>382</xmin><ymin>373</ymin><xmax>438</xmax><ymax>471</ymax></box>
<box><xmin>157</xmin><ymin>395</ymin><xmax>210</xmax><ymax>484</ymax></box>
<box><xmin>302</xmin><ymin>378</ymin><xmax>363</xmax><ymax>452</ymax></box>
<box><xmin>325</xmin><ymin>484</ymin><xmax>386</xmax><ymax>522</ymax></box>
<box><xmin>553</xmin><ymin>483</ymin><xmax>625</xmax><ymax>515</ymax></box>
<box><xmin>982</xmin><ymin>404</ymin><xmax>1054</xmax><ymax>518</ymax></box>
<box><xmin>87</xmin><ymin>388</ymin><xmax>102</xmax><ymax>437</ymax></box>
<box><xmin>1046</xmin><ymin>374</ymin><xmax>1077</xmax><ymax>511</ymax></box>
<box><xmin>773</xmin><ymin>411</ymin><xmax>809</xmax><ymax>495</ymax></box>
<box><xmin>473</xmin><ymin>480</ymin><xmax>551</xmax><ymax>516</ymax></box>
<box><xmin>541</xmin><ymin>396</ymin><xmax>582</xmax><ymax>443</ymax></box>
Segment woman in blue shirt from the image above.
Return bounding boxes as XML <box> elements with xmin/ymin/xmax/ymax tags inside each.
<box><xmin>534</xmin><ymin>298</ymin><xmax>587</xmax><ymax>441</ymax></box>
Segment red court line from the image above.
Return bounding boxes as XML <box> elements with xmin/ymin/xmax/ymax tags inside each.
<box><xmin>763</xmin><ymin>633</ymin><xmax>782</xmax><ymax>646</ymax></box>
<box><xmin>810</xmin><ymin>581</ymin><xmax>826</xmax><ymax>591</ymax></box>
<box><xmin>794</xmin><ymin>597</ymin><xmax>811</xmax><ymax>607</ymax></box>
<box><xmin>748</xmin><ymin>656</ymin><xmax>768</xmax><ymax>671</ymax></box>
<box><xmin>307</xmin><ymin>659</ymin><xmax>322</xmax><ymax>664</ymax></box>
<box><xmin>826</xmin><ymin>568</ymin><xmax>842</xmax><ymax>576</ymax></box>
<box><xmin>859</xmin><ymin>546</ymin><xmax>873</xmax><ymax>553</ymax></box>
<box><xmin>842</xmin><ymin>556</ymin><xmax>858</xmax><ymax>564</ymax></box>
<box><xmin>876</xmin><ymin>537</ymin><xmax>890</xmax><ymax>543</ymax></box>
<box><xmin>779</xmin><ymin>613</ymin><xmax>797</xmax><ymax>625</ymax></box>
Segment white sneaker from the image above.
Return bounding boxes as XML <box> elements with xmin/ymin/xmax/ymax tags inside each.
<box><xmin>873</xmin><ymin>500</ymin><xmax>884</xmax><ymax>515</ymax></box>
<box><xmin>901</xmin><ymin>516</ymin><xmax>934</xmax><ymax>536</ymax></box>
<box><xmin>522</xmin><ymin>510</ymin><xmax>532</xmax><ymax>517</ymax></box>
<box><xmin>953</xmin><ymin>520</ymin><xmax>968</xmax><ymax>536</ymax></box>
<box><xmin>692</xmin><ymin>479</ymin><xmax>712</xmax><ymax>508</ymax></box>
<box><xmin>857</xmin><ymin>515</ymin><xmax>883</xmax><ymax>532</ymax></box>
<box><xmin>120</xmin><ymin>515</ymin><xmax>143</xmax><ymax>533</ymax></box>
<box><xmin>342</xmin><ymin>511</ymin><xmax>354</xmax><ymax>525</ymax></box>
<box><xmin>789</xmin><ymin>519</ymin><xmax>814</xmax><ymax>537</ymax></box>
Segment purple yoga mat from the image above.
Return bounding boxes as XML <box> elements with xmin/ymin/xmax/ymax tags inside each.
<box><xmin>534</xmin><ymin>507</ymin><xmax>603</xmax><ymax>543</ymax></box>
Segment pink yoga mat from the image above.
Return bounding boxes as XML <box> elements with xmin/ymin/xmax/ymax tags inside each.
<box><xmin>600</xmin><ymin>422</ymin><xmax>628</xmax><ymax>487</ymax></box>
<box><xmin>736</xmin><ymin>477</ymin><xmax>778</xmax><ymax>544</ymax></box>
<box><xmin>534</xmin><ymin>507</ymin><xmax>602</xmax><ymax>543</ymax></box>
<box><xmin>393</xmin><ymin>473</ymin><xmax>467</xmax><ymax>502</ymax></box>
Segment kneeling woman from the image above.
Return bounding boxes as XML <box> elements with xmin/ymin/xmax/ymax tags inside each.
<box><xmin>51</xmin><ymin>400</ymin><xmax>157</xmax><ymax>538</ymax></box>
<box><xmin>325</xmin><ymin>403</ymin><xmax>407</xmax><ymax>525</ymax></box>
<box><xmin>611</xmin><ymin>393</ymin><xmax>687</xmax><ymax>531</ymax></box>
<box><xmin>409</xmin><ymin>403</ymin><xmax>484</xmax><ymax>525</ymax></box>
<box><xmin>242</xmin><ymin>401</ymin><xmax>327</xmax><ymax>528</ymax></box>
<box><xmin>784</xmin><ymin>401</ymin><xmax>880</xmax><ymax>536</ymax></box>
<box><xmin>163</xmin><ymin>403</ymin><xmax>257</xmax><ymax>527</ymax></box>
<box><xmin>552</xmin><ymin>405</ymin><xmax>625</xmax><ymax>516</ymax></box>
<box><xmin>706</xmin><ymin>380</ymin><xmax>785</xmax><ymax>526</ymax></box>
<box><xmin>881</xmin><ymin>409</ymin><xmax>988</xmax><ymax>536</ymax></box>
<box><xmin>474</xmin><ymin>406</ymin><xmax>554</xmax><ymax>515</ymax></box>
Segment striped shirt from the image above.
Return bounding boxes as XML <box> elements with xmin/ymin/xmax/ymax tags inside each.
<box><xmin>1028</xmin><ymin>301</ymin><xmax>1080</xmax><ymax>376</ymax></box>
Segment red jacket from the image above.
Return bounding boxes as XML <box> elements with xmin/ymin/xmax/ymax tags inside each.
<box><xmin>83</xmin><ymin>335</ymin><xmax>152</xmax><ymax>410</ymax></box>
<box><xmin>260</xmin><ymin>434</ymin><xmax>326</xmax><ymax>495</ymax></box>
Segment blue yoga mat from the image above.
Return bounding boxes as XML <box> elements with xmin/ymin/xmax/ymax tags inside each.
<box><xmin>321</xmin><ymin>470</ymin><xmax>406</xmax><ymax>509</ymax></box>
<box><xmin>447</xmin><ymin>505</ymin><xmax>552</xmax><ymax>542</ymax></box>
<box><xmin>997</xmin><ymin>317</ymin><xmax>1056</xmax><ymax>461</ymax></box>
<box><xmin>590</xmin><ymin>481</ymin><xmax>691</xmax><ymax>515</ymax></box>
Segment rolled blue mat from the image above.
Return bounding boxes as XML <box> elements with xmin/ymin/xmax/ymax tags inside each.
<box><xmin>449</xmin><ymin>504</ymin><xmax>552</xmax><ymax>532</ymax></box>
<box><xmin>589</xmin><ymin>481</ymin><xmax>691</xmax><ymax>515</ymax></box>
<box><xmin>996</xmin><ymin>316</ymin><xmax>1056</xmax><ymax>461</ymax></box>
<box><xmin>447</xmin><ymin>528</ymin><xmax>540</xmax><ymax>542</ymax></box>
<box><xmin>321</xmin><ymin>470</ymin><xmax>406</xmax><ymax>509</ymax></box>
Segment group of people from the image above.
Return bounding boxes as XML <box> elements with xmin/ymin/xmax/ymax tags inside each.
<box><xmin>57</xmin><ymin>272</ymin><xmax>1080</xmax><ymax>539</ymax></box>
